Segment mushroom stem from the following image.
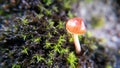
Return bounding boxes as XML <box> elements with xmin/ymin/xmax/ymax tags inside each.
<box><xmin>73</xmin><ymin>34</ymin><xmax>81</xmax><ymax>54</ymax></box>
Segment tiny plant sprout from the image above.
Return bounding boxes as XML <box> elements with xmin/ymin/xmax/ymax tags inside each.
<box><xmin>66</xmin><ymin>17</ymin><xmax>86</xmax><ymax>54</ymax></box>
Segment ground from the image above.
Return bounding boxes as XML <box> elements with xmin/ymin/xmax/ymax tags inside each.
<box><xmin>0</xmin><ymin>0</ymin><xmax>119</xmax><ymax>68</ymax></box>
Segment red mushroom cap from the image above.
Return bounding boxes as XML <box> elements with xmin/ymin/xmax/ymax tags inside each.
<box><xmin>66</xmin><ymin>17</ymin><xmax>86</xmax><ymax>35</ymax></box>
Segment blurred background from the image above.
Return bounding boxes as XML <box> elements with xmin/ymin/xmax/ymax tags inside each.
<box><xmin>72</xmin><ymin>0</ymin><xmax>120</xmax><ymax>67</ymax></box>
<box><xmin>73</xmin><ymin>0</ymin><xmax>120</xmax><ymax>49</ymax></box>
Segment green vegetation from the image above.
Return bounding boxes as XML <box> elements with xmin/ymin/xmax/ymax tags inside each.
<box><xmin>21</xmin><ymin>17</ymin><xmax>29</xmax><ymax>25</ymax></box>
<box><xmin>31</xmin><ymin>37</ymin><xmax>41</xmax><ymax>43</ymax></box>
<box><xmin>105</xmin><ymin>63</ymin><xmax>112</xmax><ymax>68</ymax></box>
<box><xmin>12</xmin><ymin>64</ymin><xmax>21</xmax><ymax>68</ymax></box>
<box><xmin>21</xmin><ymin>46</ymin><xmax>29</xmax><ymax>55</ymax></box>
<box><xmin>46</xmin><ymin>51</ymin><xmax>55</xmax><ymax>65</ymax></box>
<box><xmin>0</xmin><ymin>0</ymin><xmax>115</xmax><ymax>68</ymax></box>
<box><xmin>67</xmin><ymin>11</ymin><xmax>75</xmax><ymax>18</ymax></box>
<box><xmin>91</xmin><ymin>16</ymin><xmax>105</xmax><ymax>28</ymax></box>
<box><xmin>32</xmin><ymin>54</ymin><xmax>45</xmax><ymax>63</ymax></box>
<box><xmin>43</xmin><ymin>0</ymin><xmax>53</xmax><ymax>6</ymax></box>
<box><xmin>85</xmin><ymin>0</ymin><xmax>93</xmax><ymax>3</ymax></box>
<box><xmin>67</xmin><ymin>52</ymin><xmax>78</xmax><ymax>68</ymax></box>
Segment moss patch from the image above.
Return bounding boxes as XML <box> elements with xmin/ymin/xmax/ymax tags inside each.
<box><xmin>0</xmin><ymin>0</ymin><xmax>115</xmax><ymax>68</ymax></box>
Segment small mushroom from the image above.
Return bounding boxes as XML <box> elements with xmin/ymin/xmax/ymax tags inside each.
<box><xmin>66</xmin><ymin>17</ymin><xmax>86</xmax><ymax>54</ymax></box>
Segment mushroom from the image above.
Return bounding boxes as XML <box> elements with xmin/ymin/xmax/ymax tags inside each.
<box><xmin>66</xmin><ymin>17</ymin><xmax>86</xmax><ymax>54</ymax></box>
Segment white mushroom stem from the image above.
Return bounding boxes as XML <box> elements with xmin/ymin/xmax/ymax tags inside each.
<box><xmin>73</xmin><ymin>34</ymin><xmax>81</xmax><ymax>54</ymax></box>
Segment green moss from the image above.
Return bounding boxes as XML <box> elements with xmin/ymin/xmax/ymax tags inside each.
<box><xmin>43</xmin><ymin>0</ymin><xmax>53</xmax><ymax>6</ymax></box>
<box><xmin>86</xmin><ymin>31</ymin><xmax>92</xmax><ymax>38</ymax></box>
<box><xmin>56</xmin><ymin>21</ymin><xmax>65</xmax><ymax>29</ymax></box>
<box><xmin>12</xmin><ymin>64</ymin><xmax>21</xmax><ymax>68</ymax></box>
<box><xmin>0</xmin><ymin>0</ymin><xmax>115</xmax><ymax>68</ymax></box>
<box><xmin>67</xmin><ymin>52</ymin><xmax>78</xmax><ymax>68</ymax></box>
<box><xmin>53</xmin><ymin>6</ymin><xmax>58</xmax><ymax>12</ymax></box>
<box><xmin>44</xmin><ymin>40</ymin><xmax>52</xmax><ymax>49</ymax></box>
<box><xmin>21</xmin><ymin>46</ymin><xmax>29</xmax><ymax>55</ymax></box>
<box><xmin>31</xmin><ymin>37</ymin><xmax>41</xmax><ymax>43</ymax></box>
<box><xmin>63</xmin><ymin>0</ymin><xmax>77</xmax><ymax>9</ymax></box>
<box><xmin>32</xmin><ymin>54</ymin><xmax>45</xmax><ymax>63</ymax></box>
<box><xmin>46</xmin><ymin>51</ymin><xmax>55</xmax><ymax>65</ymax></box>
<box><xmin>85</xmin><ymin>0</ymin><xmax>93</xmax><ymax>3</ymax></box>
<box><xmin>0</xmin><ymin>9</ymin><xmax>4</xmax><ymax>15</ymax></box>
<box><xmin>67</xmin><ymin>11</ymin><xmax>75</xmax><ymax>18</ymax></box>
<box><xmin>21</xmin><ymin>17</ymin><xmax>29</xmax><ymax>25</ymax></box>
<box><xmin>105</xmin><ymin>63</ymin><xmax>112</xmax><ymax>68</ymax></box>
<box><xmin>91</xmin><ymin>16</ymin><xmax>105</xmax><ymax>28</ymax></box>
<box><xmin>69</xmin><ymin>37</ymin><xmax>74</xmax><ymax>43</ymax></box>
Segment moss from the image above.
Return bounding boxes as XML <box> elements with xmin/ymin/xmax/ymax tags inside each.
<box><xmin>0</xmin><ymin>0</ymin><xmax>115</xmax><ymax>68</ymax></box>
<box><xmin>67</xmin><ymin>52</ymin><xmax>78</xmax><ymax>68</ymax></box>
<box><xmin>91</xmin><ymin>16</ymin><xmax>105</xmax><ymax>28</ymax></box>
<box><xmin>85</xmin><ymin>0</ymin><xmax>93</xmax><ymax>3</ymax></box>
<box><xmin>32</xmin><ymin>54</ymin><xmax>45</xmax><ymax>63</ymax></box>
<box><xmin>12</xmin><ymin>64</ymin><xmax>21</xmax><ymax>68</ymax></box>
<box><xmin>21</xmin><ymin>46</ymin><xmax>29</xmax><ymax>55</ymax></box>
